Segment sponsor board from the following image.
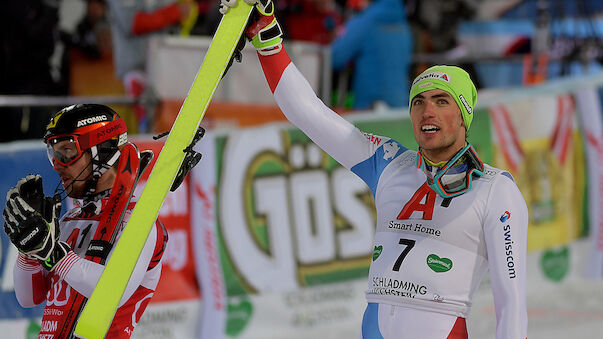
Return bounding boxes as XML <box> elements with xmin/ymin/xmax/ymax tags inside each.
<box><xmin>132</xmin><ymin>300</ymin><xmax>201</xmax><ymax>339</ymax></box>
<box><xmin>224</xmin><ymin>280</ymin><xmax>367</xmax><ymax>339</ymax></box>
<box><xmin>490</xmin><ymin>96</ymin><xmax>587</xmax><ymax>251</ymax></box>
<box><xmin>574</xmin><ymin>87</ymin><xmax>603</xmax><ymax>278</ymax></box>
<box><xmin>131</xmin><ymin>137</ymin><xmax>201</xmax><ymax>303</ymax></box>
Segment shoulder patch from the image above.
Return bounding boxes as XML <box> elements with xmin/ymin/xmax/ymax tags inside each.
<box><xmin>382</xmin><ymin>140</ymin><xmax>400</xmax><ymax>160</ymax></box>
<box><xmin>477</xmin><ymin>165</ymin><xmax>516</xmax><ymax>184</ymax></box>
<box><xmin>476</xmin><ymin>165</ymin><xmax>502</xmax><ymax>182</ymax></box>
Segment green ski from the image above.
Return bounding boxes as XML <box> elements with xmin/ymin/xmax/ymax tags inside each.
<box><xmin>74</xmin><ymin>2</ymin><xmax>254</xmax><ymax>338</ymax></box>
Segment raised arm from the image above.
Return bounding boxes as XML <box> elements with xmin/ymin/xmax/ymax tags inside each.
<box><xmin>221</xmin><ymin>0</ymin><xmax>406</xmax><ymax>175</ymax></box>
<box><xmin>483</xmin><ymin>173</ymin><xmax>528</xmax><ymax>339</ymax></box>
<box><xmin>259</xmin><ymin>48</ymin><xmax>377</xmax><ymax>170</ymax></box>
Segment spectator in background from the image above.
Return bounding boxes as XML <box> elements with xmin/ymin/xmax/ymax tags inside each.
<box><xmin>0</xmin><ymin>0</ymin><xmax>67</xmax><ymax>142</ymax></box>
<box><xmin>281</xmin><ymin>0</ymin><xmax>343</xmax><ymax>45</ymax></box>
<box><xmin>405</xmin><ymin>0</ymin><xmax>481</xmax><ymax>88</ymax></box>
<box><xmin>331</xmin><ymin>0</ymin><xmax>413</xmax><ymax>110</ymax></box>
<box><xmin>71</xmin><ymin>0</ymin><xmax>112</xmax><ymax>60</ymax></box>
<box><xmin>105</xmin><ymin>0</ymin><xmax>197</xmax><ymax>132</ymax></box>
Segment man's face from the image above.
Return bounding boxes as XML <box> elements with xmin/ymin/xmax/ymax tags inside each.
<box><xmin>51</xmin><ymin>141</ymin><xmax>92</xmax><ymax>198</ymax></box>
<box><xmin>410</xmin><ymin>89</ymin><xmax>466</xmax><ymax>163</ymax></box>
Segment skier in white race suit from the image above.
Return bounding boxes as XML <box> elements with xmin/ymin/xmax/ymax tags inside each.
<box><xmin>220</xmin><ymin>1</ymin><xmax>528</xmax><ymax>338</ymax></box>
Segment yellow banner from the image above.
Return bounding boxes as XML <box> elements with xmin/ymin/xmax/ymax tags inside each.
<box><xmin>490</xmin><ymin>95</ymin><xmax>586</xmax><ymax>251</ymax></box>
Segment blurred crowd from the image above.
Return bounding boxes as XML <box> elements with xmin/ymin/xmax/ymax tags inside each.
<box><xmin>1</xmin><ymin>0</ymin><xmax>603</xmax><ymax>141</ymax></box>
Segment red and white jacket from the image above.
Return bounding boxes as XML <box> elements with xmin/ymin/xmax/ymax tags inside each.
<box><xmin>14</xmin><ymin>196</ymin><xmax>167</xmax><ymax>339</ymax></box>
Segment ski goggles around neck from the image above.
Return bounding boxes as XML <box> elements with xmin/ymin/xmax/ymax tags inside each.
<box><xmin>417</xmin><ymin>144</ymin><xmax>485</xmax><ymax>198</ymax></box>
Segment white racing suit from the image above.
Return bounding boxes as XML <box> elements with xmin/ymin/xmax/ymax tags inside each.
<box><xmin>254</xmin><ymin>47</ymin><xmax>528</xmax><ymax>339</ymax></box>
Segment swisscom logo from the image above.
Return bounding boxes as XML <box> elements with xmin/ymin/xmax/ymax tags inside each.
<box><xmin>500</xmin><ymin>211</ymin><xmax>511</xmax><ymax>222</ymax></box>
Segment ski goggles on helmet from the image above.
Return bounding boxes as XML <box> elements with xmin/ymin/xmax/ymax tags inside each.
<box><xmin>46</xmin><ymin>135</ymin><xmax>85</xmax><ymax>166</ymax></box>
<box><xmin>45</xmin><ymin>118</ymin><xmax>127</xmax><ymax>166</ymax></box>
<box><xmin>417</xmin><ymin>144</ymin><xmax>484</xmax><ymax>198</ymax></box>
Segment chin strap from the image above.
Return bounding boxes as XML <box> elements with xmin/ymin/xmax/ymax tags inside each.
<box><xmin>84</xmin><ymin>146</ymin><xmax>122</xmax><ymax>198</ymax></box>
<box><xmin>80</xmin><ymin>189</ymin><xmax>112</xmax><ymax>215</ymax></box>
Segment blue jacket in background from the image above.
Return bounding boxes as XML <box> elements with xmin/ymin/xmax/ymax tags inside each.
<box><xmin>331</xmin><ymin>0</ymin><xmax>413</xmax><ymax>110</ymax></box>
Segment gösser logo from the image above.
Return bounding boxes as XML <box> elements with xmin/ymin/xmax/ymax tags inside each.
<box><xmin>500</xmin><ymin>211</ymin><xmax>511</xmax><ymax>222</ymax></box>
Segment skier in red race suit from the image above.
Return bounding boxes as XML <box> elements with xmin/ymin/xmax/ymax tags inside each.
<box><xmin>3</xmin><ymin>104</ymin><xmax>169</xmax><ymax>338</ymax></box>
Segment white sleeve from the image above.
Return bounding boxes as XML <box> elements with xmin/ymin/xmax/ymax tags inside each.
<box><xmin>13</xmin><ymin>253</ymin><xmax>49</xmax><ymax>307</ymax></box>
<box><xmin>54</xmin><ymin>217</ymin><xmax>158</xmax><ymax>306</ymax></box>
<box><xmin>273</xmin><ymin>64</ymin><xmax>371</xmax><ymax>169</ymax></box>
<box><xmin>262</xmin><ymin>50</ymin><xmax>387</xmax><ymax>171</ymax></box>
<box><xmin>483</xmin><ymin>173</ymin><xmax>528</xmax><ymax>339</ymax></box>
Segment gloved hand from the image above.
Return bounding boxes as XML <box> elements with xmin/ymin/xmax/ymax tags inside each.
<box><xmin>219</xmin><ymin>0</ymin><xmax>283</xmax><ymax>56</ymax></box>
<box><xmin>40</xmin><ymin>241</ymin><xmax>71</xmax><ymax>271</ymax></box>
<box><xmin>3</xmin><ymin>175</ymin><xmax>62</xmax><ymax>261</ymax></box>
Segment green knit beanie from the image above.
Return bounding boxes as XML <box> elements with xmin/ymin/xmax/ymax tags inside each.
<box><xmin>409</xmin><ymin>65</ymin><xmax>477</xmax><ymax>130</ymax></box>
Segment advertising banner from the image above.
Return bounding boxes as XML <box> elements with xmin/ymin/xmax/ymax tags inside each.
<box><xmin>130</xmin><ymin>137</ymin><xmax>201</xmax><ymax>339</ymax></box>
<box><xmin>574</xmin><ymin>88</ymin><xmax>603</xmax><ymax>279</ymax></box>
<box><xmin>489</xmin><ymin>94</ymin><xmax>587</xmax><ymax>252</ymax></box>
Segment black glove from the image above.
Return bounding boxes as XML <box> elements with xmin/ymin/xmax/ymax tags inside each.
<box><xmin>3</xmin><ymin>175</ymin><xmax>62</xmax><ymax>260</ymax></box>
<box><xmin>14</xmin><ymin>174</ymin><xmax>60</xmax><ymax>221</ymax></box>
<box><xmin>40</xmin><ymin>241</ymin><xmax>71</xmax><ymax>271</ymax></box>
